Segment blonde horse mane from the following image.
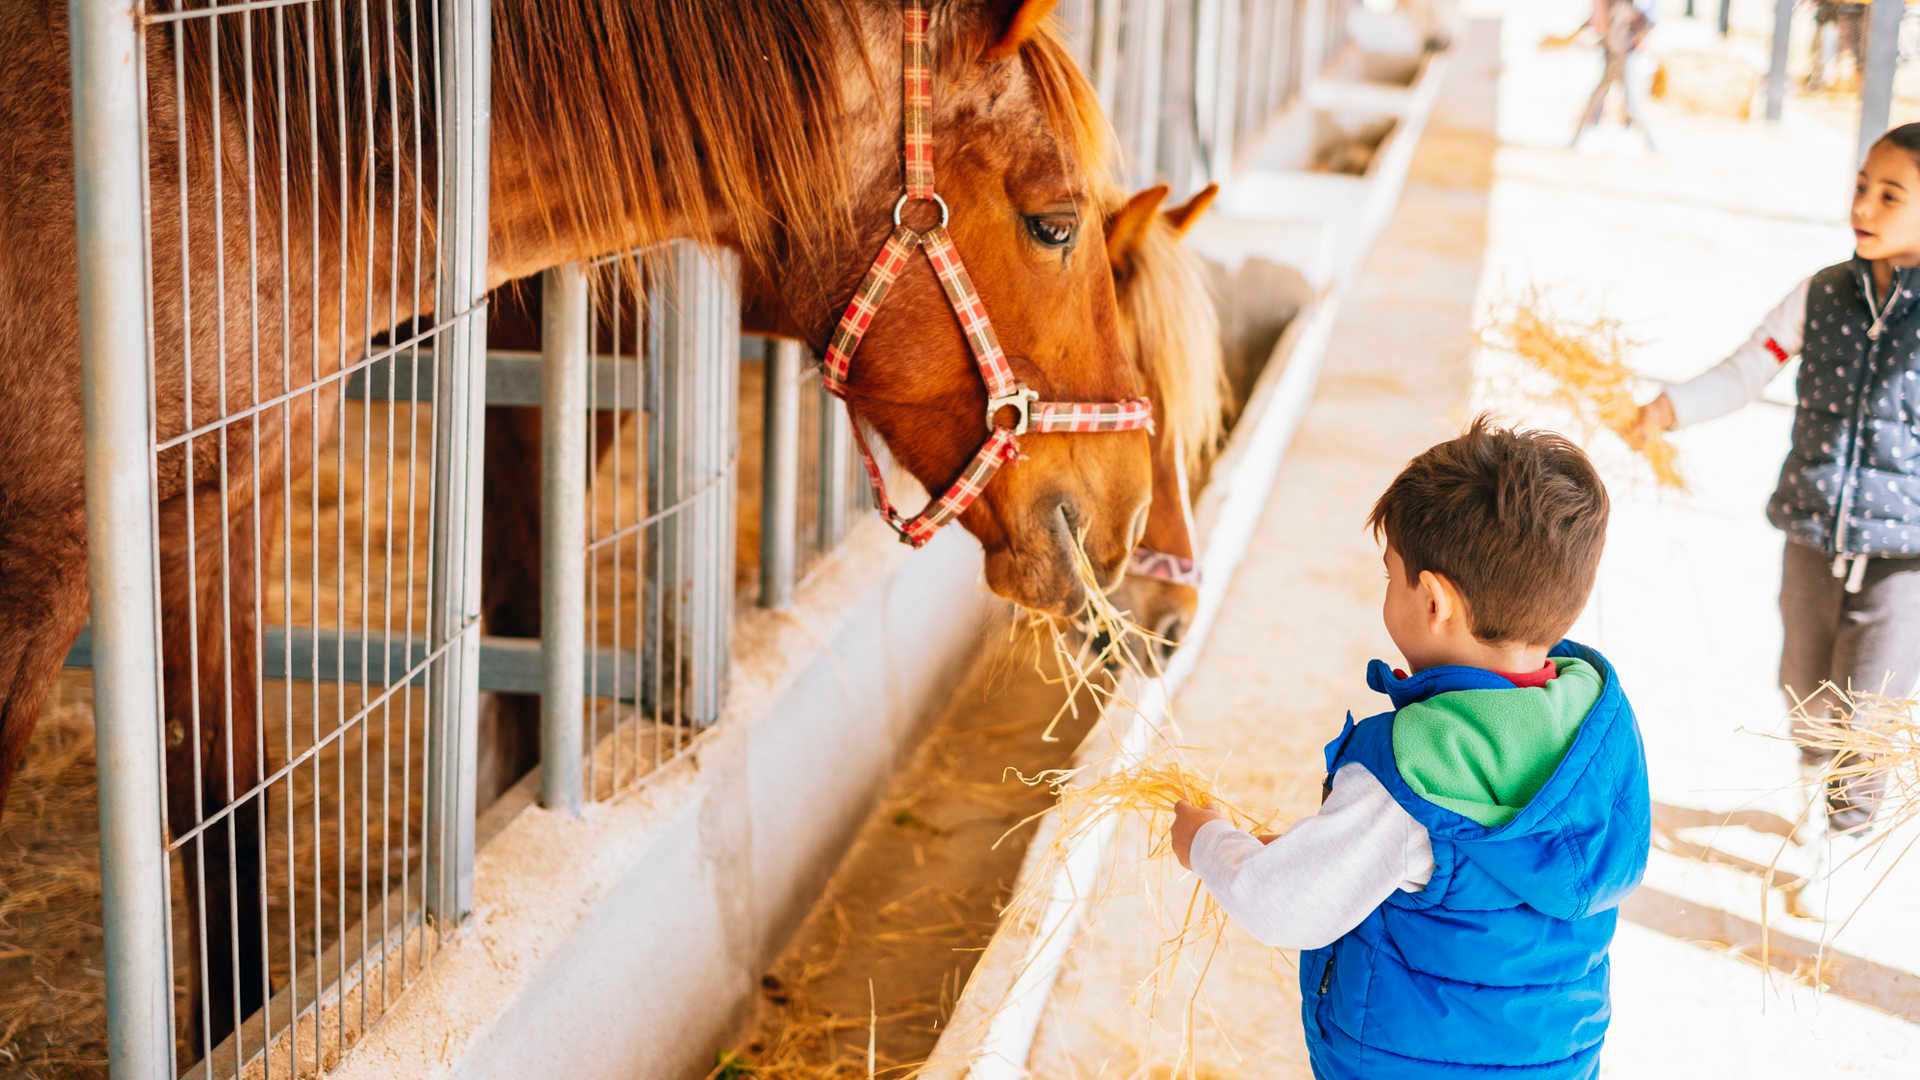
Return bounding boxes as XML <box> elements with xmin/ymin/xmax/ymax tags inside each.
<box><xmin>1122</xmin><ymin>213</ymin><xmax>1226</xmax><ymax>472</ymax></box>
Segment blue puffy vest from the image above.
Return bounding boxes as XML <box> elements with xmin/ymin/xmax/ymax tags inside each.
<box><xmin>1768</xmin><ymin>258</ymin><xmax>1920</xmax><ymax>557</ymax></box>
<box><xmin>1299</xmin><ymin>641</ymin><xmax>1651</xmax><ymax>1079</ymax></box>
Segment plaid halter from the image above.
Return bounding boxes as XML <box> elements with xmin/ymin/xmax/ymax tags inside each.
<box><xmin>821</xmin><ymin>0</ymin><xmax>1154</xmax><ymax>548</ymax></box>
<box><xmin>1127</xmin><ymin>548</ymin><xmax>1203</xmax><ymax>588</ymax></box>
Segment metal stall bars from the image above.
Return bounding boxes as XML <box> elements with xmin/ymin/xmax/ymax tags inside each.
<box><xmin>538</xmin><ymin>244</ymin><xmax>742</xmax><ymax>811</ymax></box>
<box><xmin>72</xmin><ymin>0</ymin><xmax>492</xmax><ymax>1075</ymax></box>
<box><xmin>1067</xmin><ymin>0</ymin><xmax>1327</xmax><ymax>196</ymax></box>
<box><xmin>755</xmin><ymin>333</ymin><xmax>883</xmax><ymax>612</ymax></box>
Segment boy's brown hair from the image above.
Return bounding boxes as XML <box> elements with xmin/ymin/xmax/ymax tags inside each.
<box><xmin>1367</xmin><ymin>417</ymin><xmax>1609</xmax><ymax>646</ymax></box>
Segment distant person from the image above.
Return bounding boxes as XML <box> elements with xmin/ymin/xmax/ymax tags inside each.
<box><xmin>1808</xmin><ymin>0</ymin><xmax>1869</xmax><ymax>92</ymax></box>
<box><xmin>1572</xmin><ymin>0</ymin><xmax>1658</xmax><ymax>151</ymax></box>
<box><xmin>1634</xmin><ymin>123</ymin><xmax>1920</xmax><ymax>911</ymax></box>
<box><xmin>1169</xmin><ymin>420</ymin><xmax>1650</xmax><ymax>1079</ymax></box>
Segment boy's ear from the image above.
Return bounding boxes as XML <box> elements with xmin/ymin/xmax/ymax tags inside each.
<box><xmin>1417</xmin><ymin>569</ymin><xmax>1459</xmax><ymax>630</ymax></box>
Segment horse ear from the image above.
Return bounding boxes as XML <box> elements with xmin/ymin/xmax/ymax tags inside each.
<box><xmin>1163</xmin><ymin>183</ymin><xmax>1220</xmax><ymax>239</ymax></box>
<box><xmin>983</xmin><ymin>0</ymin><xmax>1060</xmax><ymax>60</ymax></box>
<box><xmin>1106</xmin><ymin>184</ymin><xmax>1170</xmax><ymax>269</ymax></box>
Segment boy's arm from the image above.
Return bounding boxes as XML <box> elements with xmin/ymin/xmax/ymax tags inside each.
<box><xmin>1661</xmin><ymin>278</ymin><xmax>1810</xmax><ymax>429</ymax></box>
<box><xmin>1187</xmin><ymin>763</ymin><xmax>1432</xmax><ymax>951</ymax></box>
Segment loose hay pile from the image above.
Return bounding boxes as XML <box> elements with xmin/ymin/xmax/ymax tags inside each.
<box><xmin>1478</xmin><ymin>289</ymin><xmax>1686</xmax><ymax>489</ymax></box>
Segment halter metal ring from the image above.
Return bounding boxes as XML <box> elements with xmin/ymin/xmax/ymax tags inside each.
<box><xmin>987</xmin><ymin>387</ymin><xmax>1039</xmax><ymax>436</ymax></box>
<box><xmin>893</xmin><ymin>192</ymin><xmax>951</xmax><ymax>229</ymax></box>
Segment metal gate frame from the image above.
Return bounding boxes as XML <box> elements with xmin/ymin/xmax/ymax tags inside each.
<box><xmin>71</xmin><ymin>0</ymin><xmax>493</xmax><ymax>1074</ymax></box>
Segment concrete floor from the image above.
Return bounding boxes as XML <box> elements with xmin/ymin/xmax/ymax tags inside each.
<box><xmin>1026</xmin><ymin>5</ymin><xmax>1920</xmax><ymax>1076</ymax></box>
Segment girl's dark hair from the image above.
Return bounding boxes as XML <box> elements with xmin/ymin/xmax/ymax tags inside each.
<box><xmin>1876</xmin><ymin>122</ymin><xmax>1920</xmax><ymax>161</ymax></box>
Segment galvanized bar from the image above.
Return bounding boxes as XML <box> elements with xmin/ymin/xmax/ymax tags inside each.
<box><xmin>1861</xmin><ymin>0</ymin><xmax>1904</xmax><ymax>163</ymax></box>
<box><xmin>68</xmin><ymin>626</ymin><xmax>643</xmax><ymax>701</ymax></box>
<box><xmin>1765</xmin><ymin>0</ymin><xmax>1794</xmax><ymax>122</ymax></box>
<box><xmin>1299</xmin><ymin>0</ymin><xmax>1329</xmax><ymax>95</ymax></box>
<box><xmin>760</xmin><ymin>338</ymin><xmax>803</xmax><ymax>609</ymax></box>
<box><xmin>1210</xmin><ymin>0</ymin><xmax>1239</xmax><ymax>172</ymax></box>
<box><xmin>539</xmin><ymin>263</ymin><xmax>588</xmax><ymax>812</ymax></box>
<box><xmin>1130</xmin><ymin>0</ymin><xmax>1166</xmax><ymax>186</ymax></box>
<box><xmin>69</xmin><ymin>0</ymin><xmax>175</xmax><ymax>1074</ymax></box>
<box><xmin>343</xmin><ymin>348</ymin><xmax>642</xmax><ymax>409</ymax></box>
<box><xmin>649</xmin><ymin>243</ymin><xmax>739</xmax><ymax>730</ymax></box>
<box><xmin>426</xmin><ymin>0</ymin><xmax>491</xmax><ymax>924</ymax></box>
<box><xmin>819</xmin><ymin>382</ymin><xmax>852</xmax><ymax>550</ymax></box>
<box><xmin>1156</xmin><ymin>0</ymin><xmax>1196</xmax><ymax>190</ymax></box>
<box><xmin>1240</xmin><ymin>0</ymin><xmax>1270</xmax><ymax>141</ymax></box>
<box><xmin>1090</xmin><ymin>0</ymin><xmax>1122</xmax><ymax>111</ymax></box>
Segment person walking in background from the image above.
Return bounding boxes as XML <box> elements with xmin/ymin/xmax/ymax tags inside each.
<box><xmin>1572</xmin><ymin>0</ymin><xmax>1658</xmax><ymax>152</ymax></box>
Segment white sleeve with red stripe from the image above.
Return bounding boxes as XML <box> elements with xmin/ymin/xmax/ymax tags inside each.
<box><xmin>1663</xmin><ymin>277</ymin><xmax>1810</xmax><ymax>429</ymax></box>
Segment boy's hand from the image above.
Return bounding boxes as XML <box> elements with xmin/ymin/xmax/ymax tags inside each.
<box><xmin>1171</xmin><ymin>800</ymin><xmax>1227</xmax><ymax>870</ymax></box>
<box><xmin>1628</xmin><ymin>393</ymin><xmax>1676</xmax><ymax>449</ymax></box>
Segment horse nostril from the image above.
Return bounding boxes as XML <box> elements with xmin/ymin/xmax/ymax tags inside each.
<box><xmin>1152</xmin><ymin>615</ymin><xmax>1184</xmax><ymax>662</ymax></box>
<box><xmin>1127</xmin><ymin>501</ymin><xmax>1150</xmax><ymax>553</ymax></box>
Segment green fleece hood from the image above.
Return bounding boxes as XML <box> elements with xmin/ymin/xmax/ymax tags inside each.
<box><xmin>1390</xmin><ymin>657</ymin><xmax>1604</xmax><ymax>827</ymax></box>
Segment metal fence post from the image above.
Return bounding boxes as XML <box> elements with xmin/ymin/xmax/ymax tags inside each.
<box><xmin>1090</xmin><ymin>0</ymin><xmax>1123</xmax><ymax>111</ymax></box>
<box><xmin>427</xmin><ymin>0</ymin><xmax>492</xmax><ymax>922</ymax></box>
<box><xmin>1114</xmin><ymin>0</ymin><xmax>1166</xmax><ymax>187</ymax></box>
<box><xmin>760</xmin><ymin>339</ymin><xmax>802</xmax><ymax>609</ymax></box>
<box><xmin>1765</xmin><ymin>0</ymin><xmax>1794</xmax><ymax>122</ymax></box>
<box><xmin>70</xmin><ymin>1</ymin><xmax>175</xmax><ymax>1073</ymax></box>
<box><xmin>1861</xmin><ymin>0</ymin><xmax>1904</xmax><ymax>163</ymax></box>
<box><xmin>819</xmin><ymin>388</ymin><xmax>852</xmax><ymax>550</ymax></box>
<box><xmin>539</xmin><ymin>264</ymin><xmax>588</xmax><ymax>812</ymax></box>
<box><xmin>651</xmin><ymin>243</ymin><xmax>739</xmax><ymax>729</ymax></box>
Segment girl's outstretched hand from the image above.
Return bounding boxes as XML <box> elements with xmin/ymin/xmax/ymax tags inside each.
<box><xmin>1629</xmin><ymin>393</ymin><xmax>1676</xmax><ymax>449</ymax></box>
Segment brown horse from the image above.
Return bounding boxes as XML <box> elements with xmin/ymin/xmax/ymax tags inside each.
<box><xmin>1103</xmin><ymin>183</ymin><xmax>1226</xmax><ymax>655</ymax></box>
<box><xmin>0</xmin><ymin>0</ymin><xmax>1147</xmax><ymax>1050</ymax></box>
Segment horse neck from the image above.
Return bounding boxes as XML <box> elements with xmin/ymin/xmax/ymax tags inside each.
<box><xmin>482</xmin><ymin>0</ymin><xmax>898</xmax><ymax>303</ymax></box>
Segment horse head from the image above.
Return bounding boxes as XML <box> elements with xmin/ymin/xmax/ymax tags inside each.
<box><xmin>739</xmin><ymin>1</ymin><xmax>1154</xmax><ymax>616</ymax></box>
<box><xmin>1103</xmin><ymin>182</ymin><xmax>1225</xmax><ymax>658</ymax></box>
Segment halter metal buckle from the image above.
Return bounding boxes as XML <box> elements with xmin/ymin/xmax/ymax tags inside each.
<box><xmin>987</xmin><ymin>387</ymin><xmax>1039</xmax><ymax>436</ymax></box>
<box><xmin>893</xmin><ymin>192</ymin><xmax>951</xmax><ymax>229</ymax></box>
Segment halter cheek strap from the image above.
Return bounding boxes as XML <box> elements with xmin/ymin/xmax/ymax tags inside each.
<box><xmin>821</xmin><ymin>0</ymin><xmax>1154</xmax><ymax>549</ymax></box>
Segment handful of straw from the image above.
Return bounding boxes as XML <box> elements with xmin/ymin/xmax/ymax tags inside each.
<box><xmin>1478</xmin><ymin>289</ymin><xmax>1686</xmax><ymax>489</ymax></box>
<box><xmin>996</xmin><ymin>753</ymin><xmax>1265</xmax><ymax>1072</ymax></box>
<box><xmin>1754</xmin><ymin>683</ymin><xmax>1920</xmax><ymax>984</ymax></box>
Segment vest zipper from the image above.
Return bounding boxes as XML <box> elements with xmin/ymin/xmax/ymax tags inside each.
<box><xmin>1318</xmin><ymin>951</ymin><xmax>1336</xmax><ymax>995</ymax></box>
<box><xmin>1837</xmin><ymin>266</ymin><xmax>1904</xmax><ymax>555</ymax></box>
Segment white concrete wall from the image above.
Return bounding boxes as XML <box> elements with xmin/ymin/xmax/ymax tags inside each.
<box><xmin>330</xmin><ymin>519</ymin><xmax>995</xmax><ymax>1080</ymax></box>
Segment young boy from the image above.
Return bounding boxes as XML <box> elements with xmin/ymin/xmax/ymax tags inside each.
<box><xmin>1170</xmin><ymin>419</ymin><xmax>1650</xmax><ymax>1079</ymax></box>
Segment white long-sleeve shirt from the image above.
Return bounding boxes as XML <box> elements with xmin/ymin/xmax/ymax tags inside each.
<box><xmin>1188</xmin><ymin>763</ymin><xmax>1433</xmax><ymax>950</ymax></box>
<box><xmin>1663</xmin><ymin>277</ymin><xmax>1810</xmax><ymax>428</ymax></box>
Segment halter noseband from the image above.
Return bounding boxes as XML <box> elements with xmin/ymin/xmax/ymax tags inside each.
<box><xmin>821</xmin><ymin>0</ymin><xmax>1153</xmax><ymax>549</ymax></box>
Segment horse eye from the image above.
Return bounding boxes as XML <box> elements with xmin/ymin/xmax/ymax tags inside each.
<box><xmin>1024</xmin><ymin>214</ymin><xmax>1077</xmax><ymax>249</ymax></box>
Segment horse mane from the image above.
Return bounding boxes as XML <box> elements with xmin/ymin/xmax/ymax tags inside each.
<box><xmin>1122</xmin><ymin>216</ymin><xmax>1226</xmax><ymax>471</ymax></box>
<box><xmin>167</xmin><ymin>2</ymin><xmax>1111</xmax><ymax>291</ymax></box>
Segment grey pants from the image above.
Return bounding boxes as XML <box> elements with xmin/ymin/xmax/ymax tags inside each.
<box><xmin>1779</xmin><ymin>539</ymin><xmax>1920</xmax><ymax>828</ymax></box>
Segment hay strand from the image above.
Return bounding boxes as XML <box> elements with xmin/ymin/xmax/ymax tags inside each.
<box><xmin>1478</xmin><ymin>287</ymin><xmax>1686</xmax><ymax>489</ymax></box>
